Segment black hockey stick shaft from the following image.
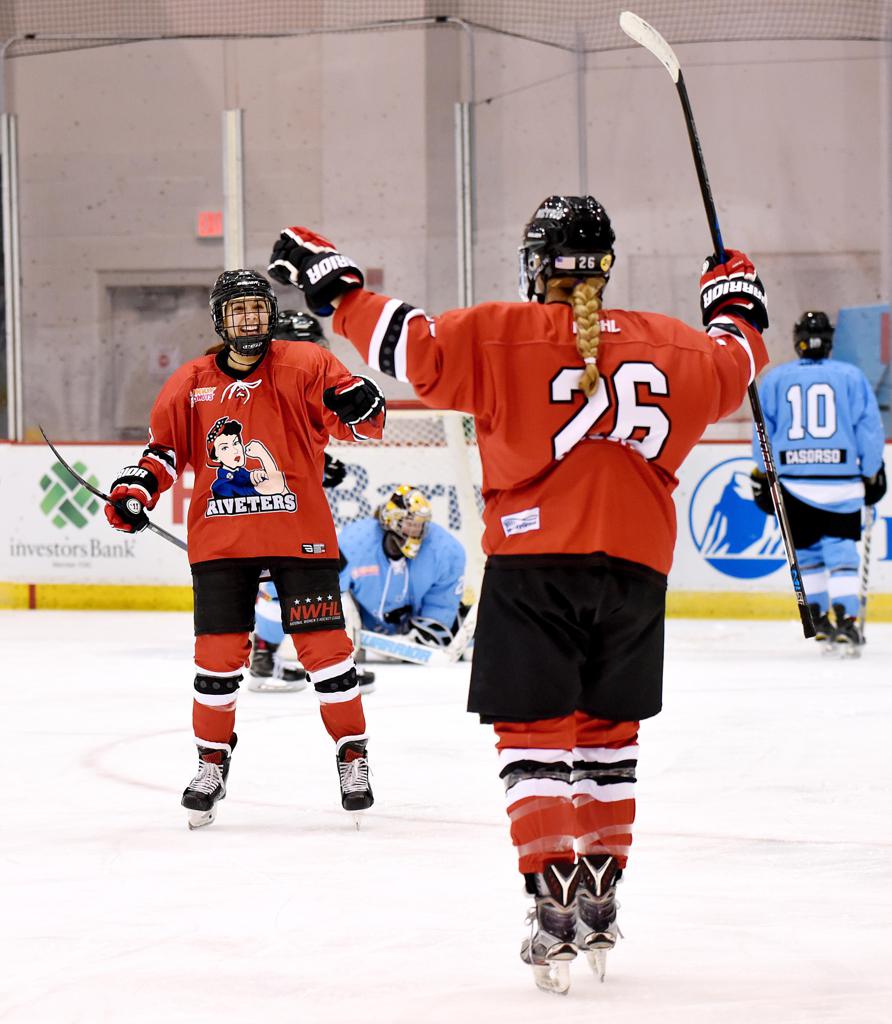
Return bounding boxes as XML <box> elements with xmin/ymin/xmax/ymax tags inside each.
<box><xmin>620</xmin><ymin>12</ymin><xmax>814</xmax><ymax>637</ymax></box>
<box><xmin>39</xmin><ymin>427</ymin><xmax>188</xmax><ymax>553</ymax></box>
<box><xmin>674</xmin><ymin>73</ymin><xmax>813</xmax><ymax>637</ymax></box>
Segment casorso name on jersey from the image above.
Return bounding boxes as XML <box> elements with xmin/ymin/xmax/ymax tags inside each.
<box><xmin>780</xmin><ymin>448</ymin><xmax>846</xmax><ymax>465</ymax></box>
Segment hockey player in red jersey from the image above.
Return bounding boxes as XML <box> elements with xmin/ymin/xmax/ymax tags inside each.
<box><xmin>268</xmin><ymin>198</ymin><xmax>769</xmax><ymax>992</ymax></box>
<box><xmin>104</xmin><ymin>269</ymin><xmax>385</xmax><ymax>828</ymax></box>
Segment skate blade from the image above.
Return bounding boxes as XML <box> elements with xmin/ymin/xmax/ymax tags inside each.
<box><xmin>830</xmin><ymin>643</ymin><xmax>862</xmax><ymax>659</ymax></box>
<box><xmin>530</xmin><ymin>961</ymin><xmax>572</xmax><ymax>995</ymax></box>
<box><xmin>585</xmin><ymin>947</ymin><xmax>609</xmax><ymax>982</ymax></box>
<box><xmin>186</xmin><ymin>807</ymin><xmax>217</xmax><ymax>830</ymax></box>
<box><xmin>247</xmin><ymin>678</ymin><xmax>308</xmax><ymax>693</ymax></box>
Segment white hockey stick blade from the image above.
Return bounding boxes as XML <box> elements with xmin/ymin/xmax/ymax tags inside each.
<box><xmin>358</xmin><ymin>630</ymin><xmax>453</xmax><ymax>667</ymax></box>
<box><xmin>619</xmin><ymin>11</ymin><xmax>680</xmax><ymax>83</ymax></box>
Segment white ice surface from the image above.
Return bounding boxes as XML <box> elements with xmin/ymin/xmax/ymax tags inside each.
<box><xmin>2</xmin><ymin>611</ymin><xmax>891</xmax><ymax>1024</ymax></box>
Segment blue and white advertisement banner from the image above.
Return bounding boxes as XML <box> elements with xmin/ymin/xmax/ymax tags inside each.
<box><xmin>671</xmin><ymin>443</ymin><xmax>891</xmax><ymax>592</ymax></box>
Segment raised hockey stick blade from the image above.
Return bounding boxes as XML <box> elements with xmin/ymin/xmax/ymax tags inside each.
<box><xmin>39</xmin><ymin>426</ymin><xmax>188</xmax><ymax>553</ymax></box>
<box><xmin>619</xmin><ymin>11</ymin><xmax>815</xmax><ymax>638</ymax></box>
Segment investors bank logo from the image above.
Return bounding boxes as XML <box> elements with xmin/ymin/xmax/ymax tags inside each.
<box><xmin>688</xmin><ymin>456</ymin><xmax>786</xmax><ymax>580</ymax></box>
<box><xmin>40</xmin><ymin>461</ymin><xmax>101</xmax><ymax>529</ymax></box>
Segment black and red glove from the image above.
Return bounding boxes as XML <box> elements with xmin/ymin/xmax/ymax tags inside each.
<box><xmin>323</xmin><ymin>375</ymin><xmax>385</xmax><ymax>428</ymax></box>
<box><xmin>699</xmin><ymin>249</ymin><xmax>768</xmax><ymax>332</ymax></box>
<box><xmin>268</xmin><ymin>227</ymin><xmax>364</xmax><ymax>317</ymax></box>
<box><xmin>104</xmin><ymin>466</ymin><xmax>158</xmax><ymax>534</ymax></box>
<box><xmin>322</xmin><ymin>452</ymin><xmax>347</xmax><ymax>489</ymax></box>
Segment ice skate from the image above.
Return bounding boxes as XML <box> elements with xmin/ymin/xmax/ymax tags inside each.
<box><xmin>356</xmin><ymin>668</ymin><xmax>376</xmax><ymax>694</ymax></box>
<box><xmin>181</xmin><ymin>734</ymin><xmax>237</xmax><ymax>829</ymax></box>
<box><xmin>336</xmin><ymin>735</ymin><xmax>373</xmax><ymax>826</ymax></box>
<box><xmin>576</xmin><ymin>854</ymin><xmax>622</xmax><ymax>981</ymax></box>
<box><xmin>520</xmin><ymin>860</ymin><xmax>579</xmax><ymax>995</ymax></box>
<box><xmin>809</xmin><ymin>603</ymin><xmax>835</xmax><ymax>654</ymax></box>
<box><xmin>247</xmin><ymin>639</ymin><xmax>308</xmax><ymax>692</ymax></box>
<box><xmin>831</xmin><ymin>603</ymin><xmax>864</xmax><ymax>658</ymax></box>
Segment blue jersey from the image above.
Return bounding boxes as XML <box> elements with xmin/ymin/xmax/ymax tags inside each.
<box><xmin>338</xmin><ymin>518</ymin><xmax>466</xmax><ymax>633</ymax></box>
<box><xmin>753</xmin><ymin>357</ymin><xmax>885</xmax><ymax>513</ymax></box>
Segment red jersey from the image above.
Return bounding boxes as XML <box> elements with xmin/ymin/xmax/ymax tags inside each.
<box><xmin>137</xmin><ymin>339</ymin><xmax>383</xmax><ymax>565</ymax></box>
<box><xmin>333</xmin><ymin>292</ymin><xmax>768</xmax><ymax>575</ymax></box>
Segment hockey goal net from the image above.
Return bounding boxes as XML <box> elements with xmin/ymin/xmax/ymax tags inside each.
<box><xmin>325</xmin><ymin>403</ymin><xmax>485</xmax><ymax>593</ymax></box>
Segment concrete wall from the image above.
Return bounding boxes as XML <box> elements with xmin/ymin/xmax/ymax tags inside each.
<box><xmin>4</xmin><ymin>27</ymin><xmax>888</xmax><ymax>439</ymax></box>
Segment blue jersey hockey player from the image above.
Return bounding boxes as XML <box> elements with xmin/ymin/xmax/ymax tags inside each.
<box><xmin>338</xmin><ymin>485</ymin><xmax>467</xmax><ymax>650</ymax></box>
<box><xmin>752</xmin><ymin>311</ymin><xmax>886</xmax><ymax>651</ymax></box>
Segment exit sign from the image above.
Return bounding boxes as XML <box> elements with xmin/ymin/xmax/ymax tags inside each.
<box><xmin>197</xmin><ymin>211</ymin><xmax>223</xmax><ymax>238</ymax></box>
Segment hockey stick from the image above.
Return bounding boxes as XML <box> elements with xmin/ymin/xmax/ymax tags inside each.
<box><xmin>359</xmin><ymin>602</ymin><xmax>477</xmax><ymax>667</ymax></box>
<box><xmin>39</xmin><ymin>427</ymin><xmax>188</xmax><ymax>553</ymax></box>
<box><xmin>857</xmin><ymin>504</ymin><xmax>877</xmax><ymax>638</ymax></box>
<box><xmin>619</xmin><ymin>11</ymin><xmax>815</xmax><ymax>637</ymax></box>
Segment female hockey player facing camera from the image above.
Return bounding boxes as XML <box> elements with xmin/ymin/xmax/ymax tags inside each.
<box><xmin>104</xmin><ymin>269</ymin><xmax>385</xmax><ymax>828</ymax></box>
<box><xmin>268</xmin><ymin>198</ymin><xmax>769</xmax><ymax>993</ymax></box>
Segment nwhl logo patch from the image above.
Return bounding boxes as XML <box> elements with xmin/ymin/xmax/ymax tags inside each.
<box><xmin>287</xmin><ymin>593</ymin><xmax>344</xmax><ymax>631</ymax></box>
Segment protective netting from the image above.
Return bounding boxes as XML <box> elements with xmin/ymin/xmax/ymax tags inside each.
<box><xmin>3</xmin><ymin>0</ymin><xmax>890</xmax><ymax>57</ymax></box>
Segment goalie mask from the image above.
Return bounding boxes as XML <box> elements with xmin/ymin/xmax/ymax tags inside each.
<box><xmin>518</xmin><ymin>195</ymin><xmax>616</xmax><ymax>303</ymax></box>
<box><xmin>210</xmin><ymin>269</ymin><xmax>278</xmax><ymax>356</ymax></box>
<box><xmin>275</xmin><ymin>309</ymin><xmax>328</xmax><ymax>348</ymax></box>
<box><xmin>793</xmin><ymin>311</ymin><xmax>833</xmax><ymax>360</ymax></box>
<box><xmin>377</xmin><ymin>484</ymin><xmax>433</xmax><ymax>559</ymax></box>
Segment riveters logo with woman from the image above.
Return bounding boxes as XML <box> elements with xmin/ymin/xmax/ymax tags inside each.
<box><xmin>204</xmin><ymin>416</ymin><xmax>297</xmax><ymax>517</ymax></box>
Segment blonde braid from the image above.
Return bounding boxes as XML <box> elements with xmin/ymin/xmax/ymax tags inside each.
<box><xmin>572</xmin><ymin>279</ymin><xmax>605</xmax><ymax>397</ymax></box>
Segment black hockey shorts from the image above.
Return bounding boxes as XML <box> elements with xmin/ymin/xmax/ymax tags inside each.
<box><xmin>191</xmin><ymin>557</ymin><xmax>344</xmax><ymax>636</ymax></box>
<box><xmin>468</xmin><ymin>553</ymin><xmax>667</xmax><ymax>724</ymax></box>
<box><xmin>780</xmin><ymin>485</ymin><xmax>862</xmax><ymax>550</ymax></box>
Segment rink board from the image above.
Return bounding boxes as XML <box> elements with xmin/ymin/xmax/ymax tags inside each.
<box><xmin>1</xmin><ymin>440</ymin><xmax>890</xmax><ymax>615</ymax></box>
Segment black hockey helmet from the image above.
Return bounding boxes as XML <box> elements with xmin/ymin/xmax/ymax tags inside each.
<box><xmin>793</xmin><ymin>310</ymin><xmax>833</xmax><ymax>360</ymax></box>
<box><xmin>275</xmin><ymin>309</ymin><xmax>328</xmax><ymax>347</ymax></box>
<box><xmin>518</xmin><ymin>195</ymin><xmax>616</xmax><ymax>302</ymax></box>
<box><xmin>209</xmin><ymin>269</ymin><xmax>278</xmax><ymax>356</ymax></box>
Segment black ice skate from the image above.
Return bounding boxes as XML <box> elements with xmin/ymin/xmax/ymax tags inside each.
<box><xmin>576</xmin><ymin>854</ymin><xmax>623</xmax><ymax>981</ymax></box>
<box><xmin>809</xmin><ymin>603</ymin><xmax>834</xmax><ymax>650</ymax></box>
<box><xmin>248</xmin><ymin>638</ymin><xmax>307</xmax><ymax>693</ymax></box>
<box><xmin>520</xmin><ymin>860</ymin><xmax>580</xmax><ymax>995</ymax></box>
<box><xmin>336</xmin><ymin>735</ymin><xmax>373</xmax><ymax>826</ymax></box>
<box><xmin>832</xmin><ymin>603</ymin><xmax>864</xmax><ymax>658</ymax></box>
<box><xmin>181</xmin><ymin>734</ymin><xmax>237</xmax><ymax>830</ymax></box>
<box><xmin>357</xmin><ymin>668</ymin><xmax>376</xmax><ymax>694</ymax></box>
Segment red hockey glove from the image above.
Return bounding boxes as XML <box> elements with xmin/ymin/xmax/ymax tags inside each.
<box><xmin>104</xmin><ymin>466</ymin><xmax>158</xmax><ymax>533</ymax></box>
<box><xmin>323</xmin><ymin>375</ymin><xmax>385</xmax><ymax>427</ymax></box>
<box><xmin>268</xmin><ymin>226</ymin><xmax>364</xmax><ymax>317</ymax></box>
<box><xmin>699</xmin><ymin>249</ymin><xmax>768</xmax><ymax>332</ymax></box>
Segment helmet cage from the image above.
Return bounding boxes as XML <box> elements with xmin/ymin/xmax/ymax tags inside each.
<box><xmin>209</xmin><ymin>270</ymin><xmax>278</xmax><ymax>356</ymax></box>
<box><xmin>377</xmin><ymin>485</ymin><xmax>433</xmax><ymax>559</ymax></box>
